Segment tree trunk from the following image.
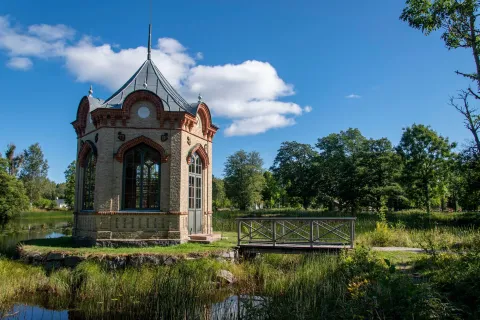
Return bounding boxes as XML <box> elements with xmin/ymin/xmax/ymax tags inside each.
<box><xmin>302</xmin><ymin>197</ymin><xmax>309</xmax><ymax>210</ymax></box>
<box><xmin>425</xmin><ymin>182</ymin><xmax>431</xmax><ymax>214</ymax></box>
<box><xmin>470</xmin><ymin>15</ymin><xmax>480</xmax><ymax>93</ymax></box>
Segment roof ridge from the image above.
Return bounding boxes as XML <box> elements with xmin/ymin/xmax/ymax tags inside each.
<box><xmin>102</xmin><ymin>60</ymin><xmax>149</xmax><ymax>105</ymax></box>
<box><xmin>149</xmin><ymin>60</ymin><xmax>190</xmax><ymax>111</ymax></box>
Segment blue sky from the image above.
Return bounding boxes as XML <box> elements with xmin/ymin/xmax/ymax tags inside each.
<box><xmin>0</xmin><ymin>0</ymin><xmax>474</xmax><ymax>183</ymax></box>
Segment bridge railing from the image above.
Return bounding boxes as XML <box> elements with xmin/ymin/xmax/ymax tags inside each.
<box><xmin>236</xmin><ymin>217</ymin><xmax>356</xmax><ymax>249</ymax></box>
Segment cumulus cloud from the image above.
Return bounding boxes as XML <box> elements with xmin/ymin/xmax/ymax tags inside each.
<box><xmin>28</xmin><ymin>24</ymin><xmax>75</xmax><ymax>41</ymax></box>
<box><xmin>345</xmin><ymin>93</ymin><xmax>361</xmax><ymax>99</ymax></box>
<box><xmin>0</xmin><ymin>15</ymin><xmax>310</xmax><ymax>136</ymax></box>
<box><xmin>225</xmin><ymin>115</ymin><xmax>296</xmax><ymax>137</ymax></box>
<box><xmin>7</xmin><ymin>56</ymin><xmax>32</xmax><ymax>70</ymax></box>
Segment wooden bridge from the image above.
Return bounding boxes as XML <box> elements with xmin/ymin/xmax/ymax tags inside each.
<box><xmin>236</xmin><ymin>217</ymin><xmax>356</xmax><ymax>255</ymax></box>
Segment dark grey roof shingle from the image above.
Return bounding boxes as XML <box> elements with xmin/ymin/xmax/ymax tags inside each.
<box><xmin>101</xmin><ymin>59</ymin><xmax>196</xmax><ymax>114</ymax></box>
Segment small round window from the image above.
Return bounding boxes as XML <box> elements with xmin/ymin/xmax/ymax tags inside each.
<box><xmin>138</xmin><ymin>106</ymin><xmax>150</xmax><ymax>119</ymax></box>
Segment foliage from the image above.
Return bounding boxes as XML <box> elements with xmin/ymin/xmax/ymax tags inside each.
<box><xmin>224</xmin><ymin>150</ymin><xmax>265</xmax><ymax>210</ymax></box>
<box><xmin>271</xmin><ymin>141</ymin><xmax>318</xmax><ymax>209</ymax></box>
<box><xmin>0</xmin><ymin>170</ymin><xmax>29</xmax><ymax>223</ymax></box>
<box><xmin>397</xmin><ymin>124</ymin><xmax>456</xmax><ymax>213</ymax></box>
<box><xmin>64</xmin><ymin>161</ymin><xmax>76</xmax><ymax>209</ymax></box>
<box><xmin>19</xmin><ymin>143</ymin><xmax>49</xmax><ymax>203</ymax></box>
<box><xmin>4</xmin><ymin>144</ymin><xmax>23</xmax><ymax>177</ymax></box>
<box><xmin>261</xmin><ymin>171</ymin><xmax>285</xmax><ymax>208</ymax></box>
<box><xmin>212</xmin><ymin>176</ymin><xmax>229</xmax><ymax>209</ymax></box>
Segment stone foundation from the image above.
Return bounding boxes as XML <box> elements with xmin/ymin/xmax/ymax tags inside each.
<box><xmin>74</xmin><ymin>212</ymin><xmax>189</xmax><ymax>243</ymax></box>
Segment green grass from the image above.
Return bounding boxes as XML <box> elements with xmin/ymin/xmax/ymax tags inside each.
<box><xmin>19</xmin><ymin>210</ymin><xmax>73</xmax><ymax>220</ymax></box>
<box><xmin>20</xmin><ymin>232</ymin><xmax>237</xmax><ymax>257</ymax></box>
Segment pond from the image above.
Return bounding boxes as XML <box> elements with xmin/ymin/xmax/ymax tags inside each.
<box><xmin>0</xmin><ymin>213</ymin><xmax>73</xmax><ymax>256</ymax></box>
<box><xmin>2</xmin><ymin>296</ymin><xmax>265</xmax><ymax>319</ymax></box>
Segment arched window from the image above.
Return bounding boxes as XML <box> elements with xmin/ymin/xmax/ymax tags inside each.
<box><xmin>188</xmin><ymin>153</ymin><xmax>202</xmax><ymax>233</ymax></box>
<box><xmin>82</xmin><ymin>151</ymin><xmax>96</xmax><ymax>210</ymax></box>
<box><xmin>123</xmin><ymin>144</ymin><xmax>161</xmax><ymax>210</ymax></box>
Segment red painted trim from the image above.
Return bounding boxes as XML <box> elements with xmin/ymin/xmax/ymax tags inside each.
<box><xmin>114</xmin><ymin>135</ymin><xmax>169</xmax><ymax>163</ymax></box>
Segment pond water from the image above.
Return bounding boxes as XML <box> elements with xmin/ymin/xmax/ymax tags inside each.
<box><xmin>2</xmin><ymin>296</ymin><xmax>265</xmax><ymax>320</ymax></box>
<box><xmin>0</xmin><ymin>214</ymin><xmax>72</xmax><ymax>256</ymax></box>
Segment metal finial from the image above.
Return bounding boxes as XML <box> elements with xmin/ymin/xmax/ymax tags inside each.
<box><xmin>143</xmin><ymin>79</ymin><xmax>148</xmax><ymax>89</ymax></box>
<box><xmin>198</xmin><ymin>93</ymin><xmax>203</xmax><ymax>103</ymax></box>
<box><xmin>147</xmin><ymin>24</ymin><xmax>152</xmax><ymax>60</ymax></box>
<box><xmin>88</xmin><ymin>85</ymin><xmax>93</xmax><ymax>97</ymax></box>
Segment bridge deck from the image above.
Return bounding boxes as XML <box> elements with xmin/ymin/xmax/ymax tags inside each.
<box><xmin>236</xmin><ymin>217</ymin><xmax>356</xmax><ymax>255</ymax></box>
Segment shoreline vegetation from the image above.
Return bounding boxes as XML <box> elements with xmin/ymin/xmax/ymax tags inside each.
<box><xmin>0</xmin><ymin>209</ymin><xmax>478</xmax><ymax>318</ymax></box>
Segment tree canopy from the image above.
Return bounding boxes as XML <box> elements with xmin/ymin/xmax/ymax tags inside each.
<box><xmin>224</xmin><ymin>150</ymin><xmax>265</xmax><ymax>210</ymax></box>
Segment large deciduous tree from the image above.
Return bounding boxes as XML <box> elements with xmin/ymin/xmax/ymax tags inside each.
<box><xmin>19</xmin><ymin>143</ymin><xmax>49</xmax><ymax>203</ymax></box>
<box><xmin>271</xmin><ymin>142</ymin><xmax>318</xmax><ymax>209</ymax></box>
<box><xmin>401</xmin><ymin>0</ymin><xmax>480</xmax><ymax>153</ymax></box>
<box><xmin>224</xmin><ymin>150</ymin><xmax>265</xmax><ymax>211</ymax></box>
<box><xmin>397</xmin><ymin>124</ymin><xmax>456</xmax><ymax>213</ymax></box>
<box><xmin>212</xmin><ymin>176</ymin><xmax>229</xmax><ymax>209</ymax></box>
<box><xmin>261</xmin><ymin>171</ymin><xmax>285</xmax><ymax>208</ymax></box>
<box><xmin>64</xmin><ymin>161</ymin><xmax>76</xmax><ymax>210</ymax></box>
<box><xmin>4</xmin><ymin>144</ymin><xmax>24</xmax><ymax>176</ymax></box>
<box><xmin>0</xmin><ymin>169</ymin><xmax>29</xmax><ymax>224</ymax></box>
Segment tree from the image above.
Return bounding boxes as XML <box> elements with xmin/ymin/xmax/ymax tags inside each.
<box><xmin>4</xmin><ymin>143</ymin><xmax>24</xmax><ymax>176</ymax></box>
<box><xmin>0</xmin><ymin>169</ymin><xmax>29</xmax><ymax>223</ymax></box>
<box><xmin>19</xmin><ymin>143</ymin><xmax>49</xmax><ymax>203</ymax></box>
<box><xmin>64</xmin><ymin>161</ymin><xmax>76</xmax><ymax>209</ymax></box>
<box><xmin>224</xmin><ymin>150</ymin><xmax>265</xmax><ymax>211</ymax></box>
<box><xmin>401</xmin><ymin>0</ymin><xmax>480</xmax><ymax>90</ymax></box>
<box><xmin>401</xmin><ymin>0</ymin><xmax>480</xmax><ymax>153</ymax></box>
<box><xmin>397</xmin><ymin>124</ymin><xmax>456</xmax><ymax>213</ymax></box>
<box><xmin>212</xmin><ymin>176</ymin><xmax>229</xmax><ymax>209</ymax></box>
<box><xmin>449</xmin><ymin>90</ymin><xmax>480</xmax><ymax>154</ymax></box>
<box><xmin>261</xmin><ymin>171</ymin><xmax>285</xmax><ymax>208</ymax></box>
<box><xmin>56</xmin><ymin>183</ymin><xmax>66</xmax><ymax>199</ymax></box>
<box><xmin>271</xmin><ymin>142</ymin><xmax>318</xmax><ymax>209</ymax></box>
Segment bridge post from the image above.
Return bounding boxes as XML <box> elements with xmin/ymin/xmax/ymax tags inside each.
<box><xmin>237</xmin><ymin>220</ymin><xmax>241</xmax><ymax>246</ymax></box>
<box><xmin>272</xmin><ymin>220</ymin><xmax>276</xmax><ymax>247</ymax></box>
<box><xmin>310</xmin><ymin>220</ymin><xmax>314</xmax><ymax>248</ymax></box>
<box><xmin>350</xmin><ymin>219</ymin><xmax>355</xmax><ymax>249</ymax></box>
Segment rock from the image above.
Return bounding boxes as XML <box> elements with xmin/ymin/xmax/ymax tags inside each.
<box><xmin>46</xmin><ymin>253</ymin><xmax>65</xmax><ymax>261</ymax></box>
<box><xmin>164</xmin><ymin>256</ymin><xmax>176</xmax><ymax>266</ymax></box>
<box><xmin>64</xmin><ymin>256</ymin><xmax>84</xmax><ymax>268</ymax></box>
<box><xmin>216</xmin><ymin>269</ymin><xmax>236</xmax><ymax>285</ymax></box>
<box><xmin>44</xmin><ymin>261</ymin><xmax>62</xmax><ymax>272</ymax></box>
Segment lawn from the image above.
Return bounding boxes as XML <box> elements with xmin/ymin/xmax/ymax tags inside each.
<box><xmin>20</xmin><ymin>232</ymin><xmax>238</xmax><ymax>257</ymax></box>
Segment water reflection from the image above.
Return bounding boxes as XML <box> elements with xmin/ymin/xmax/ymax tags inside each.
<box><xmin>3</xmin><ymin>296</ymin><xmax>266</xmax><ymax>320</ymax></box>
<box><xmin>0</xmin><ymin>215</ymin><xmax>72</xmax><ymax>256</ymax></box>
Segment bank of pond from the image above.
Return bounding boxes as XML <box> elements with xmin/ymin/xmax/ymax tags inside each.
<box><xmin>0</xmin><ymin>210</ymin><xmax>479</xmax><ymax>319</ymax></box>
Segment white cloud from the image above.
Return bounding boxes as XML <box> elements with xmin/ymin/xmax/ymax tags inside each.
<box><xmin>0</xmin><ymin>16</ymin><xmax>67</xmax><ymax>57</ymax></box>
<box><xmin>28</xmin><ymin>24</ymin><xmax>75</xmax><ymax>41</ymax></box>
<box><xmin>303</xmin><ymin>106</ymin><xmax>312</xmax><ymax>113</ymax></box>
<box><xmin>7</xmin><ymin>56</ymin><xmax>32</xmax><ymax>70</ymax></box>
<box><xmin>225</xmin><ymin>114</ymin><xmax>296</xmax><ymax>136</ymax></box>
<box><xmin>345</xmin><ymin>93</ymin><xmax>361</xmax><ymax>99</ymax></box>
<box><xmin>0</xmin><ymin>15</ymin><xmax>311</xmax><ymax>136</ymax></box>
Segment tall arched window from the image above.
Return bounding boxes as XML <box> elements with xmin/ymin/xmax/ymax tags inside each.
<box><xmin>188</xmin><ymin>153</ymin><xmax>202</xmax><ymax>233</ymax></box>
<box><xmin>123</xmin><ymin>144</ymin><xmax>161</xmax><ymax>209</ymax></box>
<box><xmin>82</xmin><ymin>151</ymin><xmax>96</xmax><ymax>210</ymax></box>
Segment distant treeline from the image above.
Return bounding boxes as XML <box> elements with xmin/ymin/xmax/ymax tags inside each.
<box><xmin>0</xmin><ymin>143</ymin><xmax>75</xmax><ymax>221</ymax></box>
<box><xmin>215</xmin><ymin>125</ymin><xmax>480</xmax><ymax>213</ymax></box>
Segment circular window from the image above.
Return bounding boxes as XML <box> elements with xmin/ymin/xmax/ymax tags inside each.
<box><xmin>138</xmin><ymin>106</ymin><xmax>150</xmax><ymax>119</ymax></box>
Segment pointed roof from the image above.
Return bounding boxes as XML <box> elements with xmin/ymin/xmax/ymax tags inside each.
<box><xmin>101</xmin><ymin>59</ymin><xmax>196</xmax><ymax>114</ymax></box>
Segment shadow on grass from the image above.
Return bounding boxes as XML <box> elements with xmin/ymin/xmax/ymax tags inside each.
<box><xmin>21</xmin><ymin>236</ymin><xmax>90</xmax><ymax>248</ymax></box>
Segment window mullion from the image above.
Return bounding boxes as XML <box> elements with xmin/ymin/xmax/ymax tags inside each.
<box><xmin>140</xmin><ymin>151</ymin><xmax>144</xmax><ymax>209</ymax></box>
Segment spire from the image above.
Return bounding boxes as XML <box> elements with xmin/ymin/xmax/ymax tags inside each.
<box><xmin>147</xmin><ymin>24</ymin><xmax>152</xmax><ymax>60</ymax></box>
